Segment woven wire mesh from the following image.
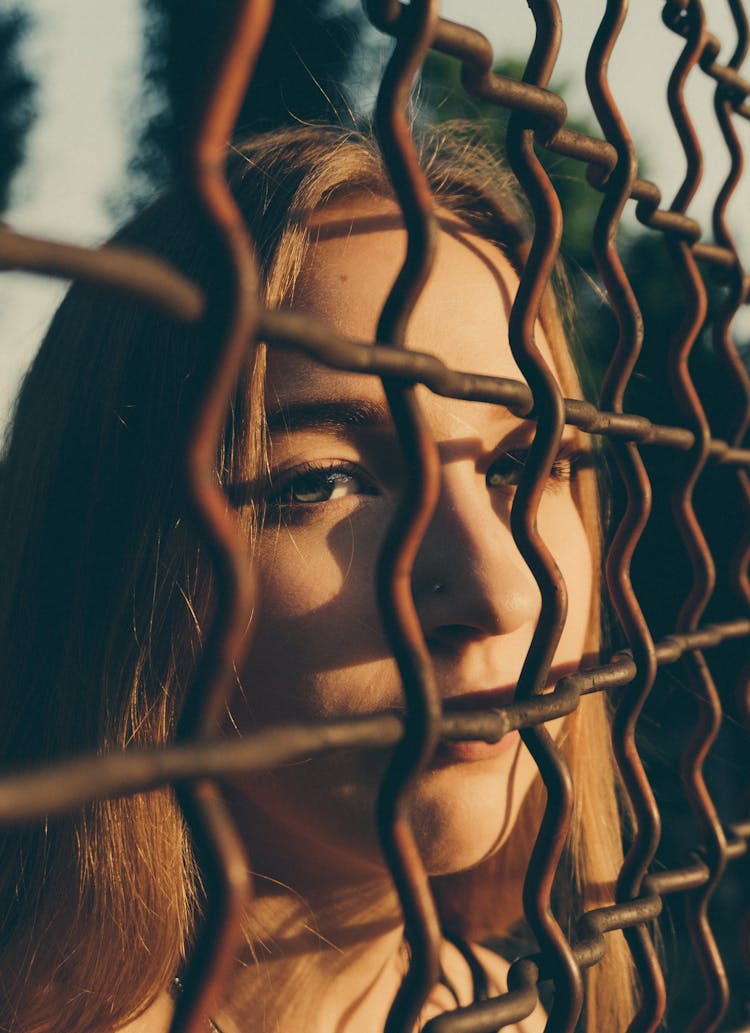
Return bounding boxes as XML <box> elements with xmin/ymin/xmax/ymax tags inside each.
<box><xmin>0</xmin><ymin>1</ymin><xmax>749</xmax><ymax>1031</ymax></box>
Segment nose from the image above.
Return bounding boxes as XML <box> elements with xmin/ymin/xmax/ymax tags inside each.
<box><xmin>412</xmin><ymin>466</ymin><xmax>541</xmax><ymax>645</ymax></box>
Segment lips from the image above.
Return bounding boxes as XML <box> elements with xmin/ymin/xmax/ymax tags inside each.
<box><xmin>441</xmin><ymin>688</ymin><xmax>516</xmax><ymax>711</ymax></box>
<box><xmin>434</xmin><ymin>689</ymin><xmax>520</xmax><ymax>765</ymax></box>
<box><xmin>432</xmin><ymin>728</ymin><xmax>521</xmax><ymax>765</ymax></box>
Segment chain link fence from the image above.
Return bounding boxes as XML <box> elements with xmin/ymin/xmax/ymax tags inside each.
<box><xmin>0</xmin><ymin>1</ymin><xmax>748</xmax><ymax>1031</ymax></box>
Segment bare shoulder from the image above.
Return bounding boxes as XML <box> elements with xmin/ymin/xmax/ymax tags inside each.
<box><xmin>469</xmin><ymin>943</ymin><xmax>547</xmax><ymax>1033</ymax></box>
<box><xmin>114</xmin><ymin>991</ymin><xmax>175</xmax><ymax>1033</ymax></box>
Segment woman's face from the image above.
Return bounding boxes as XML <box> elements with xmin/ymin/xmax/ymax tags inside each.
<box><xmin>234</xmin><ymin>201</ymin><xmax>593</xmax><ymax>887</ymax></box>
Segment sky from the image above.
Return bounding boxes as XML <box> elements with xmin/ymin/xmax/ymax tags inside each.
<box><xmin>1</xmin><ymin>0</ymin><xmax>749</xmax><ymax>432</ymax></box>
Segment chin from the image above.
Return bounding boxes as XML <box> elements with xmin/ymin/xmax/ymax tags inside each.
<box><xmin>408</xmin><ymin>750</ymin><xmax>535</xmax><ymax>877</ymax></box>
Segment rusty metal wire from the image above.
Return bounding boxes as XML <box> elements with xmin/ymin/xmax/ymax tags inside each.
<box><xmin>0</xmin><ymin>1</ymin><xmax>749</xmax><ymax>1032</ymax></box>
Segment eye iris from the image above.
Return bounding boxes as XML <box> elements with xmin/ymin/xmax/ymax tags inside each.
<box><xmin>487</xmin><ymin>456</ymin><xmax>523</xmax><ymax>488</ymax></box>
<box><xmin>291</xmin><ymin>470</ymin><xmax>353</xmax><ymax>504</ymax></box>
<box><xmin>293</xmin><ymin>482</ymin><xmax>330</xmax><ymax>503</ymax></box>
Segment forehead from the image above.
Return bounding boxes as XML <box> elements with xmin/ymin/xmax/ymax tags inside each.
<box><xmin>266</xmin><ymin>201</ymin><xmax>560</xmax><ymax>410</ymax></box>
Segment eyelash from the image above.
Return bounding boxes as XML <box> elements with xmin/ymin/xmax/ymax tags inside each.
<box><xmin>485</xmin><ymin>446</ymin><xmax>582</xmax><ymax>492</ymax></box>
<box><xmin>265</xmin><ymin>446</ymin><xmax>583</xmax><ymax>518</ymax></box>
<box><xmin>265</xmin><ymin>461</ymin><xmax>377</xmax><ymax>514</ymax></box>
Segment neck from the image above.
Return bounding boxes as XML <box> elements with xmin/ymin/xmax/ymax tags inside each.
<box><xmin>217</xmin><ymin>786</ymin><xmax>410</xmax><ymax>1033</ymax></box>
<box><xmin>219</xmin><ymin>871</ymin><xmax>408</xmax><ymax>1033</ymax></box>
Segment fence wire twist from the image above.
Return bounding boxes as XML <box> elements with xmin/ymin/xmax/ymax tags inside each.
<box><xmin>1</xmin><ymin>1</ymin><xmax>749</xmax><ymax>1032</ymax></box>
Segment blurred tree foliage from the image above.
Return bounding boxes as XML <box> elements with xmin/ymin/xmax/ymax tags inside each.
<box><xmin>126</xmin><ymin>0</ymin><xmax>364</xmax><ymax>208</ymax></box>
<box><xmin>0</xmin><ymin>6</ymin><xmax>36</xmax><ymax>214</ymax></box>
<box><xmin>420</xmin><ymin>50</ymin><xmax>684</xmax><ymax>394</ymax></box>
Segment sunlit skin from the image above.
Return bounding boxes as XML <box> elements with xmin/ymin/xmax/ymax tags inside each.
<box><xmin>125</xmin><ymin>202</ymin><xmax>592</xmax><ymax>1032</ymax></box>
<box><xmin>231</xmin><ymin>205</ymin><xmax>593</xmax><ymax>885</ymax></box>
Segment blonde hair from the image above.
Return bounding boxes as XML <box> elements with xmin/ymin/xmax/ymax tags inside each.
<box><xmin>0</xmin><ymin>122</ymin><xmax>634</xmax><ymax>1031</ymax></box>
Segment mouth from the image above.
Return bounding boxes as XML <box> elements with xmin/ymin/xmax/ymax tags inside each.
<box><xmin>435</xmin><ymin>689</ymin><xmax>520</xmax><ymax>765</ymax></box>
<box><xmin>441</xmin><ymin>689</ymin><xmax>516</xmax><ymax>712</ymax></box>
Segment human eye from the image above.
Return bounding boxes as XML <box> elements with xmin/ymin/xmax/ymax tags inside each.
<box><xmin>265</xmin><ymin>461</ymin><xmax>378</xmax><ymax>514</ymax></box>
<box><xmin>486</xmin><ymin>442</ymin><xmax>584</xmax><ymax>493</ymax></box>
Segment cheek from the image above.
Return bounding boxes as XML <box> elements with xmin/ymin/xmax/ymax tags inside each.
<box><xmin>240</xmin><ymin>516</ymin><xmax>394</xmax><ymax>725</ymax></box>
<box><xmin>255</xmin><ymin>523</ymin><xmax>355</xmax><ymax>620</ymax></box>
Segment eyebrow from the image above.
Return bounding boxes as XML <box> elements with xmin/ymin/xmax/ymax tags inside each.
<box><xmin>266</xmin><ymin>399</ymin><xmax>394</xmax><ymax>436</ymax></box>
<box><xmin>265</xmin><ymin>395</ymin><xmax>587</xmax><ymax>446</ymax></box>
